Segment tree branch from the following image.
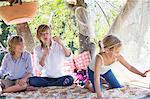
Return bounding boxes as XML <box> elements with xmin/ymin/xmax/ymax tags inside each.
<box><xmin>95</xmin><ymin>0</ymin><xmax>110</xmax><ymax>27</ymax></box>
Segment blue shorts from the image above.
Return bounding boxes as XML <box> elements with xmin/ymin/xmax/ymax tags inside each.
<box><xmin>88</xmin><ymin>67</ymin><xmax>122</xmax><ymax>91</ymax></box>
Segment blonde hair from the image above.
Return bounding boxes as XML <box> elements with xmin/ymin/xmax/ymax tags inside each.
<box><xmin>98</xmin><ymin>35</ymin><xmax>122</xmax><ymax>53</ymax></box>
<box><xmin>36</xmin><ymin>24</ymin><xmax>51</xmax><ymax>45</ymax></box>
<box><xmin>8</xmin><ymin>35</ymin><xmax>24</xmax><ymax>55</ymax></box>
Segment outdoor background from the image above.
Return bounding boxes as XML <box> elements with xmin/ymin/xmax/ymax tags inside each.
<box><xmin>0</xmin><ymin>0</ymin><xmax>150</xmax><ymax>86</ymax></box>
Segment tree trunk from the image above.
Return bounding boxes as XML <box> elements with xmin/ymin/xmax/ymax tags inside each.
<box><xmin>16</xmin><ymin>22</ymin><xmax>35</xmax><ymax>53</ymax></box>
<box><xmin>79</xmin><ymin>34</ymin><xmax>95</xmax><ymax>59</ymax></box>
<box><xmin>108</xmin><ymin>0</ymin><xmax>137</xmax><ymax>34</ymax></box>
<box><xmin>73</xmin><ymin>0</ymin><xmax>96</xmax><ymax>59</ymax></box>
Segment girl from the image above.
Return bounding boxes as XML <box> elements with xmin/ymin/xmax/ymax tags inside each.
<box><xmin>0</xmin><ymin>36</ymin><xmax>33</xmax><ymax>93</ymax></box>
<box><xmin>88</xmin><ymin>35</ymin><xmax>147</xmax><ymax>99</ymax></box>
<box><xmin>29</xmin><ymin>24</ymin><xmax>74</xmax><ymax>87</ymax></box>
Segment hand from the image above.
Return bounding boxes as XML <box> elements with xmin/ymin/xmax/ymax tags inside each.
<box><xmin>141</xmin><ymin>73</ymin><xmax>147</xmax><ymax>77</ymax></box>
<box><xmin>144</xmin><ymin>70</ymin><xmax>150</xmax><ymax>75</ymax></box>
<box><xmin>97</xmin><ymin>93</ymin><xmax>106</xmax><ymax>99</ymax></box>
<box><xmin>17</xmin><ymin>78</ymin><xmax>27</xmax><ymax>86</ymax></box>
<box><xmin>97</xmin><ymin>96</ymin><xmax>106</xmax><ymax>99</ymax></box>
<box><xmin>43</xmin><ymin>47</ymin><xmax>49</xmax><ymax>56</ymax></box>
<box><xmin>97</xmin><ymin>96</ymin><xmax>108</xmax><ymax>99</ymax></box>
<box><xmin>53</xmin><ymin>36</ymin><xmax>64</xmax><ymax>46</ymax></box>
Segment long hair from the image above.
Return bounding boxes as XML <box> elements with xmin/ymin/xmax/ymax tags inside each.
<box><xmin>98</xmin><ymin>35</ymin><xmax>122</xmax><ymax>53</ymax></box>
<box><xmin>36</xmin><ymin>24</ymin><xmax>51</xmax><ymax>47</ymax></box>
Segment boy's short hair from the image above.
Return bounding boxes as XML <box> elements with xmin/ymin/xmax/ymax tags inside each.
<box><xmin>8</xmin><ymin>35</ymin><xmax>24</xmax><ymax>55</ymax></box>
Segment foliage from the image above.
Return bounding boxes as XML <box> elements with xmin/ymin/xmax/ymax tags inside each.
<box><xmin>91</xmin><ymin>0</ymin><xmax>124</xmax><ymax>42</ymax></box>
<box><xmin>28</xmin><ymin>0</ymin><xmax>123</xmax><ymax>54</ymax></box>
<box><xmin>29</xmin><ymin>0</ymin><xmax>79</xmax><ymax>54</ymax></box>
<box><xmin>0</xmin><ymin>0</ymin><xmax>123</xmax><ymax>57</ymax></box>
<box><xmin>0</xmin><ymin>21</ymin><xmax>15</xmax><ymax>65</ymax></box>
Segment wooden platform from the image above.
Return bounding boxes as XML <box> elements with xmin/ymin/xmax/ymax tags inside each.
<box><xmin>1</xmin><ymin>73</ymin><xmax>150</xmax><ymax>99</ymax></box>
<box><xmin>1</xmin><ymin>83</ymin><xmax>150</xmax><ymax>99</ymax></box>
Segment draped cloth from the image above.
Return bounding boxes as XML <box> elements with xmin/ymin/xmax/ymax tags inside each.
<box><xmin>107</xmin><ymin>0</ymin><xmax>150</xmax><ymax>83</ymax></box>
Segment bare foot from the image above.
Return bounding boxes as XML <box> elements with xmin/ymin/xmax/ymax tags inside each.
<box><xmin>103</xmin><ymin>84</ymin><xmax>110</xmax><ymax>90</ymax></box>
<box><xmin>26</xmin><ymin>86</ymin><xmax>38</xmax><ymax>91</ymax></box>
<box><xmin>69</xmin><ymin>84</ymin><xmax>77</xmax><ymax>89</ymax></box>
<box><xmin>84</xmin><ymin>81</ymin><xmax>94</xmax><ymax>92</ymax></box>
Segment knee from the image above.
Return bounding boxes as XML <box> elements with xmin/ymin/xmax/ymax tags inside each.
<box><xmin>17</xmin><ymin>83</ymin><xmax>27</xmax><ymax>90</ymax></box>
<box><xmin>63</xmin><ymin>76</ymin><xmax>74</xmax><ymax>86</ymax></box>
<box><xmin>28</xmin><ymin>77</ymin><xmax>36</xmax><ymax>86</ymax></box>
<box><xmin>22</xmin><ymin>83</ymin><xmax>28</xmax><ymax>89</ymax></box>
<box><xmin>68</xmin><ymin>76</ymin><xmax>74</xmax><ymax>84</ymax></box>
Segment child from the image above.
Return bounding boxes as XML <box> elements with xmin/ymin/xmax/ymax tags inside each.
<box><xmin>0</xmin><ymin>36</ymin><xmax>33</xmax><ymax>93</ymax></box>
<box><xmin>88</xmin><ymin>35</ymin><xmax>147</xmax><ymax>99</ymax></box>
<box><xmin>29</xmin><ymin>24</ymin><xmax>74</xmax><ymax>87</ymax></box>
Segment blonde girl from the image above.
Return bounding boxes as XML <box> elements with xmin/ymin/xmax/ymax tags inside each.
<box><xmin>88</xmin><ymin>35</ymin><xmax>147</xmax><ymax>99</ymax></box>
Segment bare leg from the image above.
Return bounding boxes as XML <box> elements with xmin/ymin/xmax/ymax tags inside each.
<box><xmin>26</xmin><ymin>86</ymin><xmax>38</xmax><ymax>91</ymax></box>
<box><xmin>0</xmin><ymin>86</ymin><xmax>2</xmax><ymax>94</ymax></box>
<box><xmin>68</xmin><ymin>83</ymin><xmax>77</xmax><ymax>89</ymax></box>
<box><xmin>2</xmin><ymin>83</ymin><xmax>27</xmax><ymax>93</ymax></box>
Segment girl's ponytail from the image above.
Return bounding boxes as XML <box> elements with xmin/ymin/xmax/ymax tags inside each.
<box><xmin>98</xmin><ymin>40</ymin><xmax>105</xmax><ymax>53</ymax></box>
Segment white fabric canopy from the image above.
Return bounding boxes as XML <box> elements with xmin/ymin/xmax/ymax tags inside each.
<box><xmin>108</xmin><ymin>0</ymin><xmax>150</xmax><ymax>84</ymax></box>
<box><xmin>87</xmin><ymin>0</ymin><xmax>150</xmax><ymax>85</ymax></box>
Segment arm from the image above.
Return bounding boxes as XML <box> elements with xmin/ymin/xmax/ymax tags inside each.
<box><xmin>34</xmin><ymin>48</ymin><xmax>48</xmax><ymax>69</ymax></box>
<box><xmin>94</xmin><ymin>55</ymin><xmax>104</xmax><ymax>99</ymax></box>
<box><xmin>39</xmin><ymin>51</ymin><xmax>48</xmax><ymax>67</ymax></box>
<box><xmin>61</xmin><ymin>44</ymin><xmax>71</xmax><ymax>57</ymax></box>
<box><xmin>117</xmin><ymin>55</ymin><xmax>146</xmax><ymax>77</ymax></box>
<box><xmin>24</xmin><ymin>53</ymin><xmax>33</xmax><ymax>80</ymax></box>
<box><xmin>53</xmin><ymin>36</ymin><xmax>71</xmax><ymax>57</ymax></box>
<box><xmin>22</xmin><ymin>73</ymin><xmax>32</xmax><ymax>81</ymax></box>
<box><xmin>17</xmin><ymin>72</ymin><xmax>32</xmax><ymax>86</ymax></box>
<box><xmin>18</xmin><ymin>53</ymin><xmax>33</xmax><ymax>85</ymax></box>
<box><xmin>0</xmin><ymin>55</ymin><xmax>7</xmax><ymax>78</ymax></box>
